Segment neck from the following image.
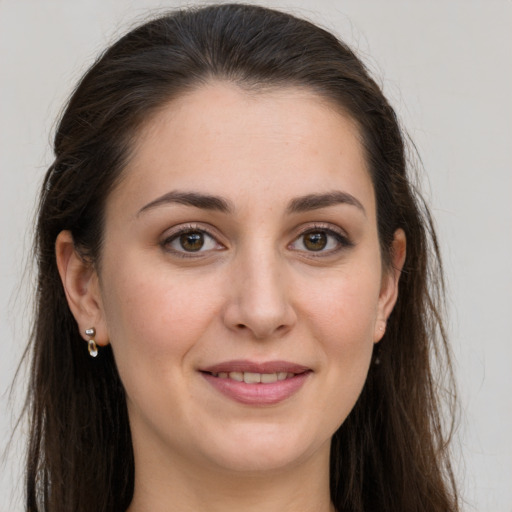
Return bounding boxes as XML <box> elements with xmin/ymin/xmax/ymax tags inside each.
<box><xmin>127</xmin><ymin>439</ymin><xmax>334</xmax><ymax>512</ymax></box>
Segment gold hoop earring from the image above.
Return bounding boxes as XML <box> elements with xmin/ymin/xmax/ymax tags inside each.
<box><xmin>85</xmin><ymin>327</ymin><xmax>98</xmax><ymax>358</ymax></box>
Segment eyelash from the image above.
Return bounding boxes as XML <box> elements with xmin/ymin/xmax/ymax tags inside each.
<box><xmin>160</xmin><ymin>223</ymin><xmax>353</xmax><ymax>258</ymax></box>
<box><xmin>161</xmin><ymin>224</ymin><xmax>224</xmax><ymax>258</ymax></box>
<box><xmin>288</xmin><ymin>224</ymin><xmax>353</xmax><ymax>256</ymax></box>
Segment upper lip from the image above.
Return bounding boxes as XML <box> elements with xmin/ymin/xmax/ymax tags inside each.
<box><xmin>200</xmin><ymin>360</ymin><xmax>311</xmax><ymax>374</ymax></box>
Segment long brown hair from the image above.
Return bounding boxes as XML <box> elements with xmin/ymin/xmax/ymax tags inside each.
<box><xmin>25</xmin><ymin>4</ymin><xmax>458</xmax><ymax>511</ymax></box>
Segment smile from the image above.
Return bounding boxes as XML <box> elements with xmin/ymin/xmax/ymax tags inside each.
<box><xmin>200</xmin><ymin>360</ymin><xmax>311</xmax><ymax>405</ymax></box>
<box><xmin>208</xmin><ymin>371</ymin><xmax>297</xmax><ymax>383</ymax></box>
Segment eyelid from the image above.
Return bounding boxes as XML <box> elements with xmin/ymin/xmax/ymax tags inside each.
<box><xmin>288</xmin><ymin>223</ymin><xmax>353</xmax><ymax>254</ymax></box>
<box><xmin>159</xmin><ymin>222</ymin><xmax>352</xmax><ymax>258</ymax></box>
<box><xmin>160</xmin><ymin>223</ymin><xmax>225</xmax><ymax>256</ymax></box>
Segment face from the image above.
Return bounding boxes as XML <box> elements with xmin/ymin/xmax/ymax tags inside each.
<box><xmin>68</xmin><ymin>83</ymin><xmax>403</xmax><ymax>476</ymax></box>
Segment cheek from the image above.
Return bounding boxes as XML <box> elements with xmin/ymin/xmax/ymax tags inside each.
<box><xmin>100</xmin><ymin>259</ymin><xmax>222</xmax><ymax>368</ymax></box>
<box><xmin>300</xmin><ymin>269</ymin><xmax>380</xmax><ymax>405</ymax></box>
<box><xmin>304</xmin><ymin>269</ymin><xmax>381</xmax><ymax>345</ymax></box>
<box><xmin>317</xmin><ymin>297</ymin><xmax>375</xmax><ymax>383</ymax></box>
<box><xmin>99</xmin><ymin>261</ymin><xmax>226</xmax><ymax>435</ymax></box>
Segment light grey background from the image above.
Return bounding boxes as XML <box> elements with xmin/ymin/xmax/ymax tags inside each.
<box><xmin>1</xmin><ymin>1</ymin><xmax>511</xmax><ymax>510</ymax></box>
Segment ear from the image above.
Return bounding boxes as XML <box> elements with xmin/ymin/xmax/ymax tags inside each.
<box><xmin>55</xmin><ymin>230</ymin><xmax>109</xmax><ymax>346</ymax></box>
<box><xmin>374</xmin><ymin>228</ymin><xmax>406</xmax><ymax>343</ymax></box>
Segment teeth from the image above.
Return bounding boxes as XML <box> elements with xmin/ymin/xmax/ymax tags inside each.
<box><xmin>212</xmin><ymin>371</ymin><xmax>296</xmax><ymax>383</ymax></box>
<box><xmin>260</xmin><ymin>373</ymin><xmax>278</xmax><ymax>383</ymax></box>
<box><xmin>244</xmin><ymin>372</ymin><xmax>261</xmax><ymax>383</ymax></box>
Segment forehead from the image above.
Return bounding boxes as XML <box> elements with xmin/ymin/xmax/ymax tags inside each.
<box><xmin>109</xmin><ymin>82</ymin><xmax>375</xmax><ymax>219</ymax></box>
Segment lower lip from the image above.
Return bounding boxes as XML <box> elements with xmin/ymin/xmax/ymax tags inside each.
<box><xmin>201</xmin><ymin>372</ymin><xmax>310</xmax><ymax>405</ymax></box>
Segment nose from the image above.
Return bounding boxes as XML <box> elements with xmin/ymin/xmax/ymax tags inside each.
<box><xmin>222</xmin><ymin>247</ymin><xmax>297</xmax><ymax>340</ymax></box>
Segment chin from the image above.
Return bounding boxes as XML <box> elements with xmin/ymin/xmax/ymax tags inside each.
<box><xmin>198</xmin><ymin>422</ymin><xmax>329</xmax><ymax>474</ymax></box>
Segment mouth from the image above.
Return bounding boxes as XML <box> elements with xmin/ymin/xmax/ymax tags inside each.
<box><xmin>199</xmin><ymin>360</ymin><xmax>312</xmax><ymax>405</ymax></box>
<box><xmin>205</xmin><ymin>370</ymin><xmax>301</xmax><ymax>383</ymax></box>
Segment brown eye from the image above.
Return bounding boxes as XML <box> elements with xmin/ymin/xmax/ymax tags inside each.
<box><xmin>179</xmin><ymin>232</ymin><xmax>204</xmax><ymax>252</ymax></box>
<box><xmin>303</xmin><ymin>231</ymin><xmax>327</xmax><ymax>251</ymax></box>
<box><xmin>163</xmin><ymin>228</ymin><xmax>222</xmax><ymax>255</ymax></box>
<box><xmin>289</xmin><ymin>227</ymin><xmax>352</xmax><ymax>255</ymax></box>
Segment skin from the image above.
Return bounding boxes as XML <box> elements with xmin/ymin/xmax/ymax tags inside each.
<box><xmin>57</xmin><ymin>82</ymin><xmax>405</xmax><ymax>512</ymax></box>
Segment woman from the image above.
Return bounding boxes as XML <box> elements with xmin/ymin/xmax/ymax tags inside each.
<box><xmin>26</xmin><ymin>4</ymin><xmax>458</xmax><ymax>511</ymax></box>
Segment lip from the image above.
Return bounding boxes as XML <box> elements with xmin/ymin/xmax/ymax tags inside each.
<box><xmin>201</xmin><ymin>359</ymin><xmax>310</xmax><ymax>374</ymax></box>
<box><xmin>200</xmin><ymin>360</ymin><xmax>312</xmax><ymax>406</ymax></box>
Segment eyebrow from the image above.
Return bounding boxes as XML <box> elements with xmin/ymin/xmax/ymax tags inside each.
<box><xmin>137</xmin><ymin>190</ymin><xmax>233</xmax><ymax>216</ymax></box>
<box><xmin>286</xmin><ymin>191</ymin><xmax>366</xmax><ymax>216</ymax></box>
<box><xmin>137</xmin><ymin>189</ymin><xmax>365</xmax><ymax>217</ymax></box>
